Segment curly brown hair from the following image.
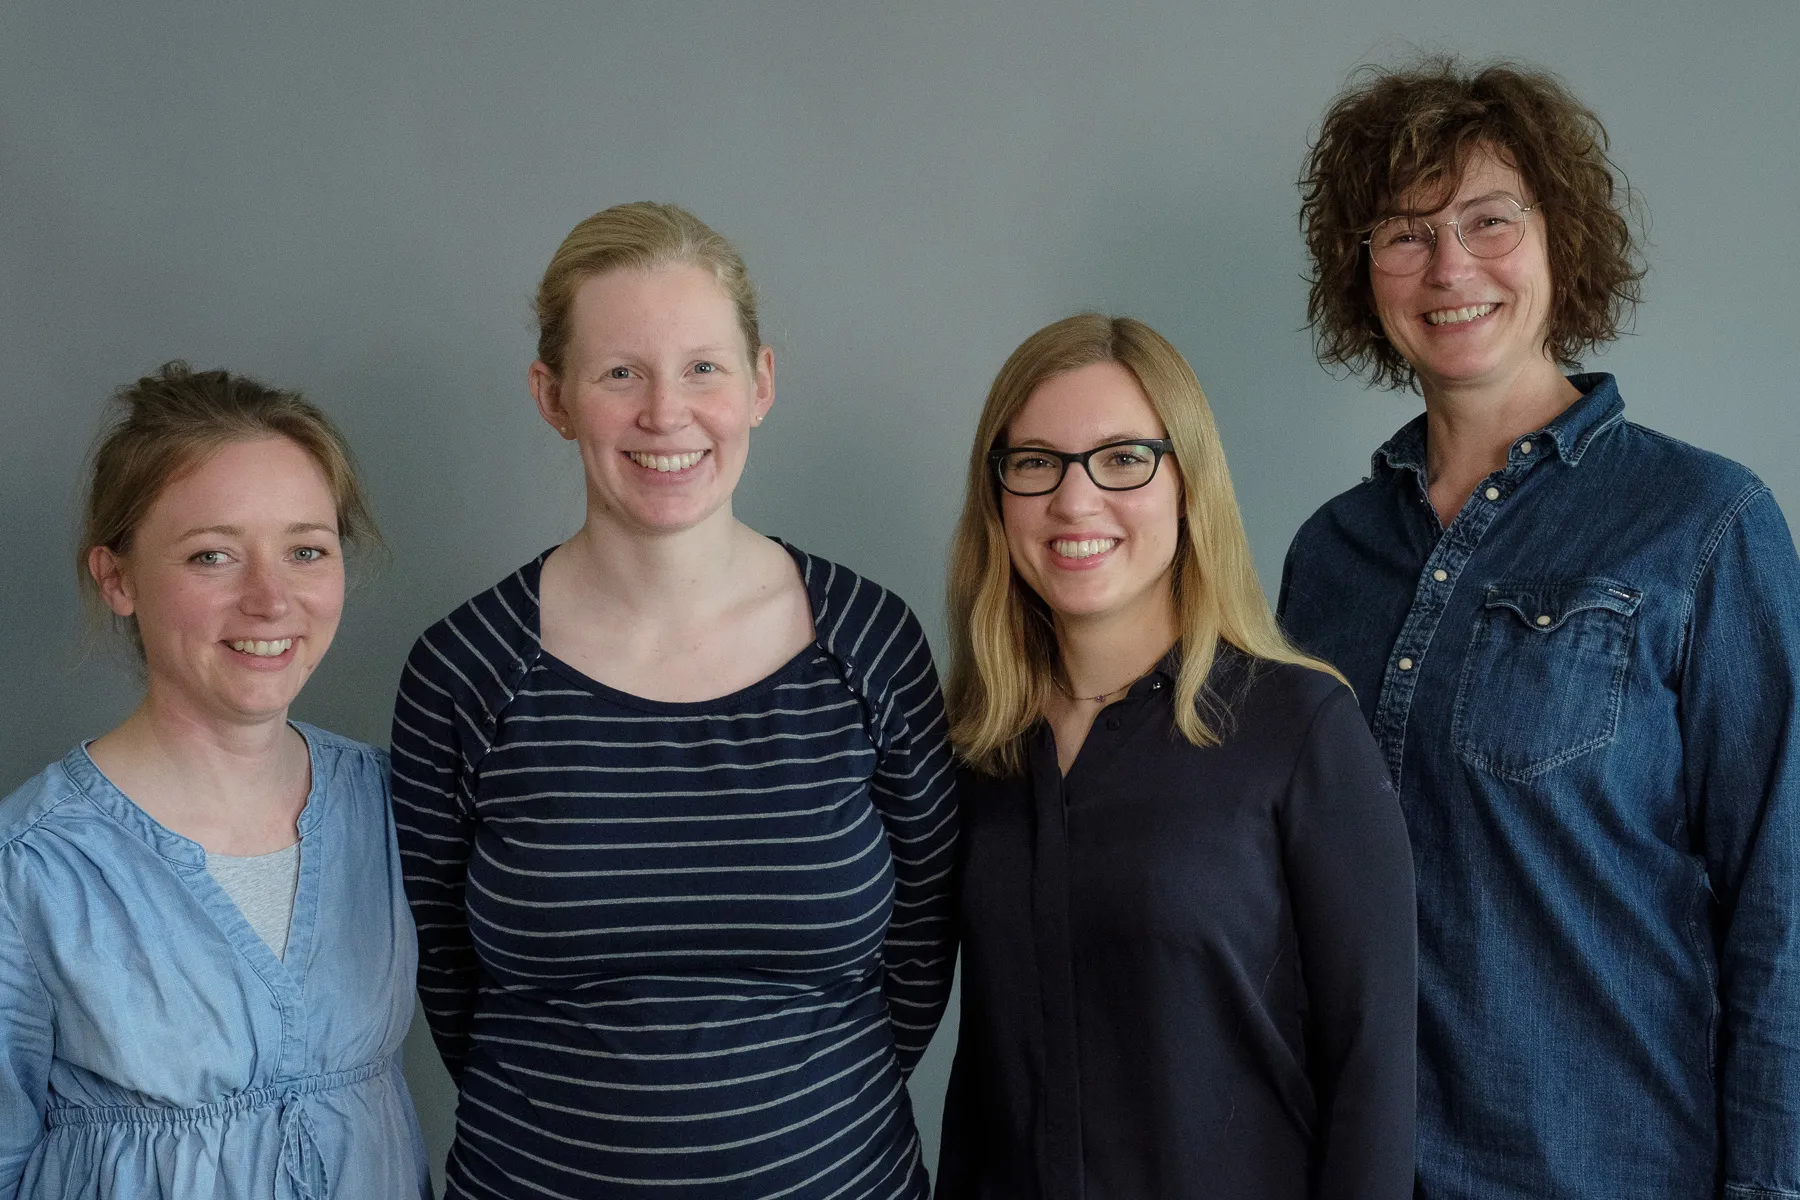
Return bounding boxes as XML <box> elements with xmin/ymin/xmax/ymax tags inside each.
<box><xmin>1299</xmin><ymin>58</ymin><xmax>1644</xmax><ymax>391</ymax></box>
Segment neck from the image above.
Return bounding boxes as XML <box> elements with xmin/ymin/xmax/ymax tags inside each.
<box><xmin>1422</xmin><ymin>357</ymin><xmax>1581</xmax><ymax>492</ymax></box>
<box><xmin>1054</xmin><ymin>584</ymin><xmax>1179</xmax><ymax>701</ymax></box>
<box><xmin>97</xmin><ymin>687</ymin><xmax>301</xmax><ymax>811</ymax></box>
<box><xmin>562</xmin><ymin>503</ymin><xmax>758</xmax><ymax>619</ymax></box>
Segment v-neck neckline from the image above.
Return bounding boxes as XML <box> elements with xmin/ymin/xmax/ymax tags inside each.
<box><xmin>63</xmin><ymin>725</ymin><xmax>327</xmax><ymax>1005</ymax></box>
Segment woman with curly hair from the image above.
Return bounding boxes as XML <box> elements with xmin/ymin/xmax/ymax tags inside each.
<box><xmin>1280</xmin><ymin>59</ymin><xmax>1800</xmax><ymax>1198</ymax></box>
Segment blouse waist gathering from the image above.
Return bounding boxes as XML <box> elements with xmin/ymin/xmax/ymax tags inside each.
<box><xmin>43</xmin><ymin>1056</ymin><xmax>391</xmax><ymax>1128</ymax></box>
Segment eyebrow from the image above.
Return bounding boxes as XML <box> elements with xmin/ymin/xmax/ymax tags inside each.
<box><xmin>1005</xmin><ymin>432</ymin><xmax>1162</xmax><ymax>448</ymax></box>
<box><xmin>175</xmin><ymin>522</ymin><xmax>339</xmax><ymax>539</ymax></box>
<box><xmin>1394</xmin><ymin>189</ymin><xmax>1523</xmax><ymax>217</ymax></box>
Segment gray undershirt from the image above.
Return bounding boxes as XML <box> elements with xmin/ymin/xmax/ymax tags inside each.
<box><xmin>206</xmin><ymin>841</ymin><xmax>300</xmax><ymax>960</ymax></box>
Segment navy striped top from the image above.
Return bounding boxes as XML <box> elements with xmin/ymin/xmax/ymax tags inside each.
<box><xmin>390</xmin><ymin>542</ymin><xmax>959</xmax><ymax>1200</ymax></box>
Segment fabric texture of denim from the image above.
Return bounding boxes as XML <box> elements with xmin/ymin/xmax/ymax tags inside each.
<box><xmin>1279</xmin><ymin>374</ymin><xmax>1800</xmax><ymax>1200</ymax></box>
<box><xmin>0</xmin><ymin>724</ymin><xmax>432</xmax><ymax>1200</ymax></box>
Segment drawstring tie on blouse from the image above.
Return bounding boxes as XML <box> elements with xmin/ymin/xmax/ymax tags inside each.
<box><xmin>278</xmin><ymin>1091</ymin><xmax>329</xmax><ymax>1200</ymax></box>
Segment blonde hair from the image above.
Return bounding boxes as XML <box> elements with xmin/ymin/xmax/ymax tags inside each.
<box><xmin>946</xmin><ymin>314</ymin><xmax>1343</xmax><ymax>775</ymax></box>
<box><xmin>79</xmin><ymin>360</ymin><xmax>378</xmax><ymax>652</ymax></box>
<box><xmin>533</xmin><ymin>201</ymin><xmax>762</xmax><ymax>374</ymax></box>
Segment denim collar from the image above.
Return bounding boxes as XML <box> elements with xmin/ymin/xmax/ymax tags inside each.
<box><xmin>1372</xmin><ymin>373</ymin><xmax>1626</xmax><ymax>476</ymax></box>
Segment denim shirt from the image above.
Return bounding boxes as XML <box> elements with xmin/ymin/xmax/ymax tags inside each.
<box><xmin>1278</xmin><ymin>375</ymin><xmax>1800</xmax><ymax>1200</ymax></box>
<box><xmin>0</xmin><ymin>724</ymin><xmax>432</xmax><ymax>1200</ymax></box>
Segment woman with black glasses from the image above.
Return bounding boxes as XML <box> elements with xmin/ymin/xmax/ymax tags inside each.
<box><xmin>935</xmin><ymin>313</ymin><xmax>1416</xmax><ymax>1199</ymax></box>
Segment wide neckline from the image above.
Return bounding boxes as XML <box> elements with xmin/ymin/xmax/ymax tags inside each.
<box><xmin>525</xmin><ymin>536</ymin><xmax>833</xmax><ymax>715</ymax></box>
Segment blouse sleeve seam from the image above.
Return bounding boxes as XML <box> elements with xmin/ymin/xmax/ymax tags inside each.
<box><xmin>0</xmin><ymin>857</ymin><xmax>56</xmax><ymax>1017</ymax></box>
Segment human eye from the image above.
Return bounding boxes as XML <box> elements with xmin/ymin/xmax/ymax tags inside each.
<box><xmin>692</xmin><ymin>360</ymin><xmax>717</xmax><ymax>375</ymax></box>
<box><xmin>1104</xmin><ymin>445</ymin><xmax>1151</xmax><ymax>467</ymax></box>
<box><xmin>605</xmin><ymin>365</ymin><xmax>633</xmax><ymax>380</ymax></box>
<box><xmin>292</xmin><ymin>545</ymin><xmax>330</xmax><ymax>563</ymax></box>
<box><xmin>188</xmin><ymin>549</ymin><xmax>230</xmax><ymax>566</ymax></box>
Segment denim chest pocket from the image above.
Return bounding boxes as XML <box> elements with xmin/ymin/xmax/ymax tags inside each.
<box><xmin>1451</xmin><ymin>578</ymin><xmax>1642</xmax><ymax>781</ymax></box>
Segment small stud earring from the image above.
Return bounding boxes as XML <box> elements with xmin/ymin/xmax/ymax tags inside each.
<box><xmin>752</xmin><ymin>415</ymin><xmax>763</xmax><ymax>426</ymax></box>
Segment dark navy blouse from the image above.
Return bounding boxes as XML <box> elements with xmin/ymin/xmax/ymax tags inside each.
<box><xmin>937</xmin><ymin>649</ymin><xmax>1416</xmax><ymax>1200</ymax></box>
<box><xmin>391</xmin><ymin>544</ymin><xmax>959</xmax><ymax>1200</ymax></box>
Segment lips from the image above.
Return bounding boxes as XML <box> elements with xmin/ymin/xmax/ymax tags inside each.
<box><xmin>1051</xmin><ymin>538</ymin><xmax>1119</xmax><ymax>560</ymax></box>
<box><xmin>1424</xmin><ymin>303</ymin><xmax>1498</xmax><ymax>326</ymax></box>
<box><xmin>626</xmin><ymin>450</ymin><xmax>707</xmax><ymax>472</ymax></box>
<box><xmin>228</xmin><ymin>638</ymin><xmax>292</xmax><ymax>657</ymax></box>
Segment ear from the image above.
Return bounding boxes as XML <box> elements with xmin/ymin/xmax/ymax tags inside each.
<box><xmin>528</xmin><ymin>361</ymin><xmax>575</xmax><ymax>439</ymax></box>
<box><xmin>751</xmin><ymin>344</ymin><xmax>775</xmax><ymax>425</ymax></box>
<box><xmin>88</xmin><ymin>545</ymin><xmax>137</xmax><ymax>617</ymax></box>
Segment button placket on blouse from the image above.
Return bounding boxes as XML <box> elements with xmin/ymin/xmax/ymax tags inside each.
<box><xmin>1368</xmin><ymin>450</ymin><xmax>1543</xmax><ymax>788</ymax></box>
<box><xmin>1028</xmin><ymin>730</ymin><xmax>1084</xmax><ymax>1200</ymax></box>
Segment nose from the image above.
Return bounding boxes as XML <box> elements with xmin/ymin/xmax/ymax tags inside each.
<box><xmin>1422</xmin><ymin>223</ymin><xmax>1479</xmax><ymax>286</ymax></box>
<box><xmin>238</xmin><ymin>555</ymin><xmax>291</xmax><ymax>620</ymax></box>
<box><xmin>638</xmin><ymin>376</ymin><xmax>691</xmax><ymax>433</ymax></box>
<box><xmin>1045</xmin><ymin>460</ymin><xmax>1106</xmax><ymax>518</ymax></box>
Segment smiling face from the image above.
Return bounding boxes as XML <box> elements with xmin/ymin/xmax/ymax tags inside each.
<box><xmin>531</xmin><ymin>263</ymin><xmax>774</xmax><ymax>537</ymax></box>
<box><xmin>1000</xmin><ymin>360</ymin><xmax>1181</xmax><ymax>631</ymax></box>
<box><xmin>90</xmin><ymin>436</ymin><xmax>345</xmax><ymax>730</ymax></box>
<box><xmin>1369</xmin><ymin>145</ymin><xmax>1561</xmax><ymax>399</ymax></box>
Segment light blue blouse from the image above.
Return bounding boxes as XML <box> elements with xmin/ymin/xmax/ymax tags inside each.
<box><xmin>0</xmin><ymin>724</ymin><xmax>431</xmax><ymax>1200</ymax></box>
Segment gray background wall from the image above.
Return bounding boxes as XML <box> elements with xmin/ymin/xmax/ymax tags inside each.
<box><xmin>5</xmin><ymin>0</ymin><xmax>1797</xmax><ymax>1190</ymax></box>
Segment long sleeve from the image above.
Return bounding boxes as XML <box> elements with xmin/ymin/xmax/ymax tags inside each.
<box><xmin>390</xmin><ymin>631</ymin><xmax>483</xmax><ymax>1083</ymax></box>
<box><xmin>0</xmin><ymin>881</ymin><xmax>52</xmax><ymax>1199</ymax></box>
<box><xmin>1281</xmin><ymin>685</ymin><xmax>1418</xmax><ymax>1200</ymax></box>
<box><xmin>1680</xmin><ymin>486</ymin><xmax>1800</xmax><ymax>1197</ymax></box>
<box><xmin>865</xmin><ymin>605</ymin><xmax>960</xmax><ymax>1075</ymax></box>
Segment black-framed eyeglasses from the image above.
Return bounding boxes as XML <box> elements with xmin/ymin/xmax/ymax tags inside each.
<box><xmin>989</xmin><ymin>439</ymin><xmax>1175</xmax><ymax>497</ymax></box>
<box><xmin>1364</xmin><ymin>195</ymin><xmax>1541</xmax><ymax>275</ymax></box>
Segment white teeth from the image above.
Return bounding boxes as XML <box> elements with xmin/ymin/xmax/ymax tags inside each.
<box><xmin>1425</xmin><ymin>303</ymin><xmax>1498</xmax><ymax>326</ymax></box>
<box><xmin>229</xmin><ymin>638</ymin><xmax>291</xmax><ymax>657</ymax></box>
<box><xmin>627</xmin><ymin>450</ymin><xmax>706</xmax><ymax>472</ymax></box>
<box><xmin>1051</xmin><ymin>538</ymin><xmax>1119</xmax><ymax>559</ymax></box>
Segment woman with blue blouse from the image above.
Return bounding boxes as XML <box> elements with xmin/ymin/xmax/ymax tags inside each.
<box><xmin>0</xmin><ymin>362</ymin><xmax>431</xmax><ymax>1199</ymax></box>
<box><xmin>390</xmin><ymin>201</ymin><xmax>959</xmax><ymax>1199</ymax></box>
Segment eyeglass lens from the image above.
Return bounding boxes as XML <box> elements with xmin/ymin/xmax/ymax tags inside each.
<box><xmin>1368</xmin><ymin>196</ymin><xmax>1529</xmax><ymax>273</ymax></box>
<box><xmin>997</xmin><ymin>443</ymin><xmax>1161</xmax><ymax>495</ymax></box>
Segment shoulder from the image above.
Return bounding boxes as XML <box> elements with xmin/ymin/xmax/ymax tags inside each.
<box><xmin>1230</xmin><ymin>656</ymin><xmax>1354</xmax><ymax>732</ymax></box>
<box><xmin>1288</xmin><ymin>471</ymin><xmax>1400</xmax><ymax>558</ymax></box>
<box><xmin>1609</xmin><ymin>420</ymin><xmax>1766</xmax><ymax>512</ymax></box>
<box><xmin>404</xmin><ymin>555</ymin><xmax>547</xmax><ymax>693</ymax></box>
<box><xmin>293</xmin><ymin>724</ymin><xmax>393</xmax><ymax>833</ymax></box>
<box><xmin>0</xmin><ymin>756</ymin><xmax>86</xmax><ymax>853</ymax></box>
<box><xmin>779</xmin><ymin>541</ymin><xmax>931</xmax><ymax>681</ymax></box>
<box><xmin>295</xmin><ymin>723</ymin><xmax>388</xmax><ymax>779</ymax></box>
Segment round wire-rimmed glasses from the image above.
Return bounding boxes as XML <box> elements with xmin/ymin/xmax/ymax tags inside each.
<box><xmin>989</xmin><ymin>438</ymin><xmax>1175</xmax><ymax>497</ymax></box>
<box><xmin>1365</xmin><ymin>195</ymin><xmax>1541</xmax><ymax>275</ymax></box>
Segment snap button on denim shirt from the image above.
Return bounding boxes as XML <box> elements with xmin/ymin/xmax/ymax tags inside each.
<box><xmin>1279</xmin><ymin>376</ymin><xmax>1800</xmax><ymax>1200</ymax></box>
<box><xmin>0</xmin><ymin>724</ymin><xmax>432</xmax><ymax>1200</ymax></box>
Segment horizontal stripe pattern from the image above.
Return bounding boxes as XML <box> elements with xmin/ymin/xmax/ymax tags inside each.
<box><xmin>391</xmin><ymin>544</ymin><xmax>958</xmax><ymax>1199</ymax></box>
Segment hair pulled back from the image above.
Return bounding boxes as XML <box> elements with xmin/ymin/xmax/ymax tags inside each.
<box><xmin>79</xmin><ymin>360</ymin><xmax>378</xmax><ymax>643</ymax></box>
<box><xmin>533</xmin><ymin>201</ymin><xmax>761</xmax><ymax>375</ymax></box>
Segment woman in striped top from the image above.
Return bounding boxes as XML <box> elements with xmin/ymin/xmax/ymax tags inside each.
<box><xmin>391</xmin><ymin>202</ymin><xmax>959</xmax><ymax>1199</ymax></box>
